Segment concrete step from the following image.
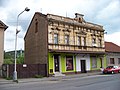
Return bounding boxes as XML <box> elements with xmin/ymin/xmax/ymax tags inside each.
<box><xmin>53</xmin><ymin>72</ymin><xmax>65</xmax><ymax>77</ymax></box>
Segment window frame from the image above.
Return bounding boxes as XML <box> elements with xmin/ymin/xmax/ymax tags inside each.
<box><xmin>54</xmin><ymin>33</ymin><xmax>58</xmax><ymax>44</ymax></box>
<box><xmin>78</xmin><ymin>36</ymin><xmax>81</xmax><ymax>46</ymax></box>
<box><xmin>66</xmin><ymin>56</ymin><xmax>74</xmax><ymax>71</ymax></box>
<box><xmin>65</xmin><ymin>35</ymin><xmax>69</xmax><ymax>45</ymax></box>
<box><xmin>92</xmin><ymin>57</ymin><xmax>97</xmax><ymax>68</ymax></box>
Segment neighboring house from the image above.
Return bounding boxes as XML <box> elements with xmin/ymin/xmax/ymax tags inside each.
<box><xmin>25</xmin><ymin>12</ymin><xmax>106</xmax><ymax>76</ymax></box>
<box><xmin>105</xmin><ymin>42</ymin><xmax>120</xmax><ymax>66</ymax></box>
<box><xmin>0</xmin><ymin>20</ymin><xmax>8</xmax><ymax>69</ymax></box>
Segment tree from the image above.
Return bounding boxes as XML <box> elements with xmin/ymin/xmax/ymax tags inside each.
<box><xmin>16</xmin><ymin>54</ymin><xmax>24</xmax><ymax>64</ymax></box>
<box><xmin>4</xmin><ymin>50</ymin><xmax>24</xmax><ymax>64</ymax></box>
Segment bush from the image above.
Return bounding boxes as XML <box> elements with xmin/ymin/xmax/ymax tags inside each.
<box><xmin>34</xmin><ymin>75</ymin><xmax>43</xmax><ymax>78</ymax></box>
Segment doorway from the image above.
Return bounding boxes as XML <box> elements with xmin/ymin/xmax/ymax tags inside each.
<box><xmin>100</xmin><ymin>58</ymin><xmax>103</xmax><ymax>68</ymax></box>
<box><xmin>81</xmin><ymin>60</ymin><xmax>86</xmax><ymax>73</ymax></box>
<box><xmin>54</xmin><ymin>55</ymin><xmax>60</xmax><ymax>72</ymax></box>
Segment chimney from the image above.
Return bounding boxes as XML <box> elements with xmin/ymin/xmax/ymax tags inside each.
<box><xmin>75</xmin><ymin>13</ymin><xmax>84</xmax><ymax>19</ymax></box>
<box><xmin>75</xmin><ymin>13</ymin><xmax>85</xmax><ymax>23</ymax></box>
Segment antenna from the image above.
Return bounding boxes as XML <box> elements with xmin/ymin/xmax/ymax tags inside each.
<box><xmin>66</xmin><ymin>11</ymin><xmax>67</xmax><ymax>17</ymax></box>
<box><xmin>40</xmin><ymin>8</ymin><xmax>42</xmax><ymax>13</ymax></box>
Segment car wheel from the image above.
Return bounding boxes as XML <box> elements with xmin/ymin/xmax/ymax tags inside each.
<box><xmin>112</xmin><ymin>71</ymin><xmax>114</xmax><ymax>74</ymax></box>
<box><xmin>119</xmin><ymin>70</ymin><xmax>120</xmax><ymax>73</ymax></box>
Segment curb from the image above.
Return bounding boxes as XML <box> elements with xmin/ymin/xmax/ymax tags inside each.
<box><xmin>0</xmin><ymin>72</ymin><xmax>102</xmax><ymax>85</ymax></box>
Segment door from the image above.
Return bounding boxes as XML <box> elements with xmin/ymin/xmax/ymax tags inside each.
<box><xmin>81</xmin><ymin>60</ymin><xmax>86</xmax><ymax>73</ymax></box>
<box><xmin>54</xmin><ymin>55</ymin><xmax>59</xmax><ymax>72</ymax></box>
<box><xmin>100</xmin><ymin>58</ymin><xmax>103</xmax><ymax>68</ymax></box>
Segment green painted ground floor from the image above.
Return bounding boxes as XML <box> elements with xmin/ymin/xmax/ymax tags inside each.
<box><xmin>48</xmin><ymin>53</ymin><xmax>107</xmax><ymax>75</ymax></box>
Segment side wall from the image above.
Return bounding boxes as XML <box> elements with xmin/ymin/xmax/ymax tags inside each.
<box><xmin>0</xmin><ymin>28</ymin><xmax>4</xmax><ymax>69</ymax></box>
<box><xmin>106</xmin><ymin>53</ymin><xmax>120</xmax><ymax>66</ymax></box>
<box><xmin>25</xmin><ymin>13</ymin><xmax>48</xmax><ymax>65</ymax></box>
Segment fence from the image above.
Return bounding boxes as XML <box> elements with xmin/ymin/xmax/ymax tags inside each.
<box><xmin>2</xmin><ymin>64</ymin><xmax>47</xmax><ymax>78</ymax></box>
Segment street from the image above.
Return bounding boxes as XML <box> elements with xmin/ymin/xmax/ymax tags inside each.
<box><xmin>0</xmin><ymin>74</ymin><xmax>120</xmax><ymax>90</ymax></box>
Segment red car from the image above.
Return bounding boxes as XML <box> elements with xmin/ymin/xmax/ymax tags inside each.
<box><xmin>103</xmin><ymin>66</ymin><xmax>120</xmax><ymax>74</ymax></box>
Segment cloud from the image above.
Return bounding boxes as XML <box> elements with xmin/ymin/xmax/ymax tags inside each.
<box><xmin>95</xmin><ymin>0</ymin><xmax>120</xmax><ymax>33</ymax></box>
<box><xmin>105</xmin><ymin>32</ymin><xmax>120</xmax><ymax>46</ymax></box>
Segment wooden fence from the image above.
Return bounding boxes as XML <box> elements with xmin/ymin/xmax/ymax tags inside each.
<box><xmin>2</xmin><ymin>64</ymin><xmax>47</xmax><ymax>78</ymax></box>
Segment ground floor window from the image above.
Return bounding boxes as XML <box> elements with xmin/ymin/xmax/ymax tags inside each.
<box><xmin>92</xmin><ymin>57</ymin><xmax>97</xmax><ymax>68</ymax></box>
<box><xmin>110</xmin><ymin>58</ymin><xmax>114</xmax><ymax>64</ymax></box>
<box><xmin>66</xmin><ymin>56</ymin><xmax>73</xmax><ymax>71</ymax></box>
<box><xmin>118</xmin><ymin>58</ymin><xmax>120</xmax><ymax>64</ymax></box>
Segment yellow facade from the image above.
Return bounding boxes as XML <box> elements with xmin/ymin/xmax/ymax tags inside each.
<box><xmin>47</xmin><ymin>13</ymin><xmax>105</xmax><ymax>53</ymax></box>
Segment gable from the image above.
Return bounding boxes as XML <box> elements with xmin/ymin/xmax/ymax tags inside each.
<box><xmin>0</xmin><ymin>20</ymin><xmax>8</xmax><ymax>30</ymax></box>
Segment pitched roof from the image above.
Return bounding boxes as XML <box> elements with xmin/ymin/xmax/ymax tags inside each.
<box><xmin>0</xmin><ymin>20</ymin><xmax>8</xmax><ymax>30</ymax></box>
<box><xmin>105</xmin><ymin>42</ymin><xmax>120</xmax><ymax>53</ymax></box>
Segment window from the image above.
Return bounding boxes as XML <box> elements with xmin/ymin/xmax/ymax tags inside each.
<box><xmin>92</xmin><ymin>38</ymin><xmax>97</xmax><ymax>47</ymax></box>
<box><xmin>78</xmin><ymin>36</ymin><xmax>81</xmax><ymax>46</ymax></box>
<box><xmin>98</xmin><ymin>39</ymin><xmax>102</xmax><ymax>47</ymax></box>
<box><xmin>65</xmin><ymin>35</ymin><xmax>69</xmax><ymax>45</ymax></box>
<box><xmin>54</xmin><ymin>34</ymin><xmax>58</xmax><ymax>44</ymax></box>
<box><xmin>35</xmin><ymin>22</ymin><xmax>38</xmax><ymax>33</ymax></box>
<box><xmin>66</xmin><ymin>56</ymin><xmax>73</xmax><ymax>71</ymax></box>
<box><xmin>92</xmin><ymin>57</ymin><xmax>97</xmax><ymax>68</ymax></box>
<box><xmin>110</xmin><ymin>58</ymin><xmax>114</xmax><ymax>64</ymax></box>
<box><xmin>82</xmin><ymin>37</ymin><xmax>86</xmax><ymax>46</ymax></box>
<box><xmin>118</xmin><ymin>58</ymin><xmax>120</xmax><ymax>64</ymax></box>
<box><xmin>92</xmin><ymin>38</ymin><xmax>96</xmax><ymax>44</ymax></box>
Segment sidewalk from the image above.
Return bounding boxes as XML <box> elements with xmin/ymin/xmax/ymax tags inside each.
<box><xmin>0</xmin><ymin>71</ymin><xmax>101</xmax><ymax>85</ymax></box>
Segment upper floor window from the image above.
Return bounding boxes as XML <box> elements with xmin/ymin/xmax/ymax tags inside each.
<box><xmin>98</xmin><ymin>39</ymin><xmax>102</xmax><ymax>47</ymax></box>
<box><xmin>54</xmin><ymin>34</ymin><xmax>58</xmax><ymax>44</ymax></box>
<box><xmin>92</xmin><ymin>38</ymin><xmax>96</xmax><ymax>44</ymax></box>
<box><xmin>92</xmin><ymin>38</ymin><xmax>97</xmax><ymax>47</ymax></box>
<box><xmin>82</xmin><ymin>37</ymin><xmax>86</xmax><ymax>46</ymax></box>
<box><xmin>110</xmin><ymin>58</ymin><xmax>114</xmax><ymax>64</ymax></box>
<box><xmin>65</xmin><ymin>35</ymin><xmax>69</xmax><ymax>45</ymax></box>
<box><xmin>35</xmin><ymin>22</ymin><xmax>38</xmax><ymax>33</ymax></box>
<box><xmin>78</xmin><ymin>36</ymin><xmax>81</xmax><ymax>46</ymax></box>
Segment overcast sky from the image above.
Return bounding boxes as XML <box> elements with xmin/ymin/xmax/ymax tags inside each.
<box><xmin>0</xmin><ymin>0</ymin><xmax>120</xmax><ymax>51</ymax></box>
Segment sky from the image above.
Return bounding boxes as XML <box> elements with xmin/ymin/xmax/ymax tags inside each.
<box><xmin>0</xmin><ymin>0</ymin><xmax>120</xmax><ymax>51</ymax></box>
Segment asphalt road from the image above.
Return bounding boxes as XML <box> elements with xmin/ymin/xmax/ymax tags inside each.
<box><xmin>0</xmin><ymin>74</ymin><xmax>120</xmax><ymax>90</ymax></box>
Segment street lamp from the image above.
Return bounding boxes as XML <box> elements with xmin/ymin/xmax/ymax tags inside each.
<box><xmin>13</xmin><ymin>7</ymin><xmax>30</xmax><ymax>82</ymax></box>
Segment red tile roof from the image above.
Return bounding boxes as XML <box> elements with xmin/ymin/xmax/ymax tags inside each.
<box><xmin>105</xmin><ymin>42</ymin><xmax>120</xmax><ymax>52</ymax></box>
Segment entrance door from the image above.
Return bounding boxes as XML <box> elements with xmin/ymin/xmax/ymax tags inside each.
<box><xmin>54</xmin><ymin>55</ymin><xmax>59</xmax><ymax>72</ymax></box>
<box><xmin>81</xmin><ymin>60</ymin><xmax>86</xmax><ymax>73</ymax></box>
<box><xmin>100</xmin><ymin>58</ymin><xmax>103</xmax><ymax>68</ymax></box>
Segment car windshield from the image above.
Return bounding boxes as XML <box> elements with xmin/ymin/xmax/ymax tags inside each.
<box><xmin>106</xmin><ymin>66</ymin><xmax>113</xmax><ymax>69</ymax></box>
<box><xmin>114</xmin><ymin>66</ymin><xmax>118</xmax><ymax>68</ymax></box>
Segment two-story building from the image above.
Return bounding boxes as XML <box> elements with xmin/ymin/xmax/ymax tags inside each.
<box><xmin>0</xmin><ymin>20</ymin><xmax>8</xmax><ymax>73</ymax></box>
<box><xmin>25</xmin><ymin>12</ymin><xmax>106</xmax><ymax>76</ymax></box>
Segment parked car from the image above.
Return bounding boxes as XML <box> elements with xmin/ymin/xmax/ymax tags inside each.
<box><xmin>103</xmin><ymin>66</ymin><xmax>120</xmax><ymax>74</ymax></box>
